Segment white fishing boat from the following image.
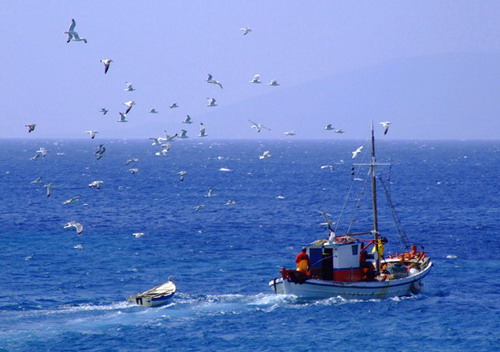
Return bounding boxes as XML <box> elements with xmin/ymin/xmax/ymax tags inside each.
<box><xmin>128</xmin><ymin>279</ymin><xmax>176</xmax><ymax>307</ymax></box>
<box><xmin>269</xmin><ymin>124</ymin><xmax>432</xmax><ymax>299</ymax></box>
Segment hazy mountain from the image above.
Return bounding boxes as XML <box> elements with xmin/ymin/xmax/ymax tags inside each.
<box><xmin>208</xmin><ymin>53</ymin><xmax>500</xmax><ymax>140</ymax></box>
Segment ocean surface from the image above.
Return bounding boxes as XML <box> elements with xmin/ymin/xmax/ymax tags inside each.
<box><xmin>0</xmin><ymin>139</ymin><xmax>498</xmax><ymax>352</ymax></box>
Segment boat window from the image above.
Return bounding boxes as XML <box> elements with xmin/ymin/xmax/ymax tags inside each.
<box><xmin>351</xmin><ymin>244</ymin><xmax>358</xmax><ymax>256</ymax></box>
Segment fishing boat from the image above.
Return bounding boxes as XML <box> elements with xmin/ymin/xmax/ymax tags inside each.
<box><xmin>128</xmin><ymin>279</ymin><xmax>176</xmax><ymax>307</ymax></box>
<box><xmin>269</xmin><ymin>125</ymin><xmax>432</xmax><ymax>299</ymax></box>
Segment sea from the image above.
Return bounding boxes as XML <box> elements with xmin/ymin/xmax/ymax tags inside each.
<box><xmin>0</xmin><ymin>139</ymin><xmax>498</xmax><ymax>352</ymax></box>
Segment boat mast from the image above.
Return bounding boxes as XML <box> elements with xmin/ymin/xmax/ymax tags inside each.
<box><xmin>370</xmin><ymin>122</ymin><xmax>380</xmax><ymax>273</ymax></box>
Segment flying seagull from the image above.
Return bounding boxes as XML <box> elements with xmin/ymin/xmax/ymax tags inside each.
<box><xmin>85</xmin><ymin>130</ymin><xmax>98</xmax><ymax>139</ymax></box>
<box><xmin>123</xmin><ymin>101</ymin><xmax>135</xmax><ymax>114</ymax></box>
<box><xmin>178</xmin><ymin>170</ymin><xmax>187</xmax><ymax>181</ymax></box>
<box><xmin>99</xmin><ymin>108</ymin><xmax>108</xmax><ymax>115</ymax></box>
<box><xmin>249</xmin><ymin>119</ymin><xmax>270</xmax><ymax>133</ymax></box>
<box><xmin>62</xmin><ymin>196</ymin><xmax>80</xmax><ymax>205</ymax></box>
<box><xmin>31</xmin><ymin>177</ymin><xmax>43</xmax><ymax>184</ymax></box>
<box><xmin>207</xmin><ymin>98</ymin><xmax>217</xmax><ymax>107</ymax></box>
<box><xmin>169</xmin><ymin>103</ymin><xmax>179</xmax><ymax>109</ymax></box>
<box><xmin>284</xmin><ymin>131</ymin><xmax>296</xmax><ymax>136</ymax></box>
<box><xmin>100</xmin><ymin>59</ymin><xmax>112</xmax><ymax>74</ymax></box>
<box><xmin>65</xmin><ymin>19</ymin><xmax>87</xmax><ymax>43</ymax></box>
<box><xmin>259</xmin><ymin>151</ymin><xmax>272</xmax><ymax>159</ymax></box>
<box><xmin>268</xmin><ymin>80</ymin><xmax>280</xmax><ymax>86</ymax></box>
<box><xmin>95</xmin><ymin>144</ymin><xmax>106</xmax><ymax>160</ymax></box>
<box><xmin>352</xmin><ymin>146</ymin><xmax>364</xmax><ymax>159</ymax></box>
<box><xmin>149</xmin><ymin>108</ymin><xmax>159</xmax><ymax>114</ymax></box>
<box><xmin>240</xmin><ymin>27</ymin><xmax>252</xmax><ymax>35</ymax></box>
<box><xmin>25</xmin><ymin>124</ymin><xmax>36</xmax><ymax>133</ymax></box>
<box><xmin>124</xmin><ymin>82</ymin><xmax>135</xmax><ymax>92</ymax></box>
<box><xmin>205</xmin><ymin>187</ymin><xmax>216</xmax><ymax>197</ymax></box>
<box><xmin>178</xmin><ymin>129</ymin><xmax>189</xmax><ymax>139</ymax></box>
<box><xmin>128</xmin><ymin>168</ymin><xmax>139</xmax><ymax>174</ymax></box>
<box><xmin>183</xmin><ymin>115</ymin><xmax>193</xmax><ymax>124</ymax></box>
<box><xmin>194</xmin><ymin>205</ymin><xmax>205</xmax><ymax>211</ymax></box>
<box><xmin>206</xmin><ymin>74</ymin><xmax>223</xmax><ymax>89</ymax></box>
<box><xmin>324</xmin><ymin>124</ymin><xmax>334</xmax><ymax>131</ymax></box>
<box><xmin>199</xmin><ymin>123</ymin><xmax>207</xmax><ymax>137</ymax></box>
<box><xmin>118</xmin><ymin>112</ymin><xmax>128</xmax><ymax>122</ymax></box>
<box><xmin>334</xmin><ymin>129</ymin><xmax>345</xmax><ymax>134</ymax></box>
<box><xmin>64</xmin><ymin>221</ymin><xmax>83</xmax><ymax>235</ymax></box>
<box><xmin>133</xmin><ymin>232</ymin><xmax>146</xmax><ymax>238</ymax></box>
<box><xmin>250</xmin><ymin>74</ymin><xmax>261</xmax><ymax>84</ymax></box>
<box><xmin>44</xmin><ymin>183</ymin><xmax>53</xmax><ymax>197</ymax></box>
<box><xmin>380</xmin><ymin>121</ymin><xmax>391</xmax><ymax>135</ymax></box>
<box><xmin>126</xmin><ymin>158</ymin><xmax>139</xmax><ymax>165</ymax></box>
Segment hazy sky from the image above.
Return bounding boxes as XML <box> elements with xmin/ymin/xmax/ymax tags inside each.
<box><xmin>2</xmin><ymin>1</ymin><xmax>500</xmax><ymax>139</ymax></box>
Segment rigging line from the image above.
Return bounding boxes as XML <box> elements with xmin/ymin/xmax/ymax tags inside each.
<box><xmin>347</xmin><ymin>172</ymin><xmax>369</xmax><ymax>233</ymax></box>
<box><xmin>334</xmin><ymin>147</ymin><xmax>368</xmax><ymax>233</ymax></box>
<box><xmin>379</xmin><ymin>177</ymin><xmax>412</xmax><ymax>251</ymax></box>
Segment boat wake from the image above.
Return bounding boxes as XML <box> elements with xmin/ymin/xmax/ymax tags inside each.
<box><xmin>0</xmin><ymin>292</ymin><xmax>415</xmax><ymax>341</ymax></box>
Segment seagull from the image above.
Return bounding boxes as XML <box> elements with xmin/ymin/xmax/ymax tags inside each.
<box><xmin>85</xmin><ymin>130</ymin><xmax>98</xmax><ymax>139</ymax></box>
<box><xmin>36</xmin><ymin>147</ymin><xmax>48</xmax><ymax>157</ymax></box>
<box><xmin>88</xmin><ymin>180</ymin><xmax>103</xmax><ymax>189</ymax></box>
<box><xmin>126</xmin><ymin>158</ymin><xmax>139</xmax><ymax>165</ymax></box>
<box><xmin>259</xmin><ymin>151</ymin><xmax>271</xmax><ymax>159</ymax></box>
<box><xmin>380</xmin><ymin>121</ymin><xmax>391</xmax><ymax>135</ymax></box>
<box><xmin>206</xmin><ymin>74</ymin><xmax>223</xmax><ymax>89</ymax></box>
<box><xmin>149</xmin><ymin>108</ymin><xmax>159</xmax><ymax>114</ymax></box>
<box><xmin>249</xmin><ymin>120</ymin><xmax>270</xmax><ymax>133</ymax></box>
<box><xmin>133</xmin><ymin>232</ymin><xmax>146</xmax><ymax>238</ymax></box>
<box><xmin>334</xmin><ymin>129</ymin><xmax>345</xmax><ymax>134</ymax></box>
<box><xmin>284</xmin><ymin>131</ymin><xmax>296</xmax><ymax>136</ymax></box>
<box><xmin>268</xmin><ymin>80</ymin><xmax>280</xmax><ymax>86</ymax></box>
<box><xmin>31</xmin><ymin>177</ymin><xmax>43</xmax><ymax>184</ymax></box>
<box><xmin>178</xmin><ymin>170</ymin><xmax>187</xmax><ymax>181</ymax></box>
<box><xmin>30</xmin><ymin>153</ymin><xmax>41</xmax><ymax>161</ymax></box>
<box><xmin>178</xmin><ymin>129</ymin><xmax>189</xmax><ymax>139</ymax></box>
<box><xmin>199</xmin><ymin>123</ymin><xmax>207</xmax><ymax>137</ymax></box>
<box><xmin>74</xmin><ymin>244</ymin><xmax>84</xmax><ymax>250</ymax></box>
<box><xmin>118</xmin><ymin>112</ymin><xmax>128</xmax><ymax>122</ymax></box>
<box><xmin>124</xmin><ymin>82</ymin><xmax>135</xmax><ymax>92</ymax></box>
<box><xmin>65</xmin><ymin>19</ymin><xmax>87</xmax><ymax>43</ymax></box>
<box><xmin>205</xmin><ymin>188</ymin><xmax>216</xmax><ymax>197</ymax></box>
<box><xmin>320</xmin><ymin>165</ymin><xmax>335</xmax><ymax>171</ymax></box>
<box><xmin>64</xmin><ymin>221</ymin><xmax>84</xmax><ymax>235</ymax></box>
<box><xmin>128</xmin><ymin>168</ymin><xmax>139</xmax><ymax>174</ymax></box>
<box><xmin>276</xmin><ymin>195</ymin><xmax>286</xmax><ymax>200</ymax></box>
<box><xmin>169</xmin><ymin>103</ymin><xmax>179</xmax><ymax>109</ymax></box>
<box><xmin>100</xmin><ymin>59</ymin><xmax>112</xmax><ymax>74</ymax></box>
<box><xmin>62</xmin><ymin>196</ymin><xmax>80</xmax><ymax>205</ymax></box>
<box><xmin>123</xmin><ymin>101</ymin><xmax>135</xmax><ymax>114</ymax></box>
<box><xmin>324</xmin><ymin>124</ymin><xmax>334</xmax><ymax>131</ymax></box>
<box><xmin>352</xmin><ymin>146</ymin><xmax>364</xmax><ymax>159</ymax></box>
<box><xmin>194</xmin><ymin>205</ymin><xmax>205</xmax><ymax>211</ymax></box>
<box><xmin>219</xmin><ymin>168</ymin><xmax>232</xmax><ymax>172</ymax></box>
<box><xmin>95</xmin><ymin>144</ymin><xmax>106</xmax><ymax>159</ymax></box>
<box><xmin>149</xmin><ymin>137</ymin><xmax>163</xmax><ymax>146</ymax></box>
<box><xmin>44</xmin><ymin>183</ymin><xmax>53</xmax><ymax>197</ymax></box>
<box><xmin>164</xmin><ymin>130</ymin><xmax>178</xmax><ymax>141</ymax></box>
<box><xmin>250</xmin><ymin>74</ymin><xmax>261</xmax><ymax>83</ymax></box>
<box><xmin>225</xmin><ymin>200</ymin><xmax>236</xmax><ymax>206</ymax></box>
<box><xmin>207</xmin><ymin>98</ymin><xmax>217</xmax><ymax>107</ymax></box>
<box><xmin>240</xmin><ymin>27</ymin><xmax>252</xmax><ymax>35</ymax></box>
<box><xmin>99</xmin><ymin>108</ymin><xmax>108</xmax><ymax>115</ymax></box>
<box><xmin>183</xmin><ymin>115</ymin><xmax>193</xmax><ymax>124</ymax></box>
<box><xmin>25</xmin><ymin>124</ymin><xmax>36</xmax><ymax>133</ymax></box>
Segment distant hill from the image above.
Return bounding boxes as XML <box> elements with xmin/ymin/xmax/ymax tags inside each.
<box><xmin>207</xmin><ymin>53</ymin><xmax>500</xmax><ymax>140</ymax></box>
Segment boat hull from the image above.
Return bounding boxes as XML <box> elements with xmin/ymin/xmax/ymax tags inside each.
<box><xmin>127</xmin><ymin>293</ymin><xmax>174</xmax><ymax>307</ymax></box>
<box><xmin>269</xmin><ymin>261</ymin><xmax>432</xmax><ymax>299</ymax></box>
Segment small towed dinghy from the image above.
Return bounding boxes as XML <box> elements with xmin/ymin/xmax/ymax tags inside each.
<box><xmin>128</xmin><ymin>279</ymin><xmax>176</xmax><ymax>307</ymax></box>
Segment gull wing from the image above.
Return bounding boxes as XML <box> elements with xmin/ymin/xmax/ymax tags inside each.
<box><xmin>69</xmin><ymin>19</ymin><xmax>76</xmax><ymax>32</ymax></box>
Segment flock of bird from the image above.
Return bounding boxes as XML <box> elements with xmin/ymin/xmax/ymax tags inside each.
<box><xmin>24</xmin><ymin>19</ymin><xmax>393</xmax><ymax>243</ymax></box>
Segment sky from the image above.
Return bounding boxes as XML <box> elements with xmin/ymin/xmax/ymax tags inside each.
<box><xmin>1</xmin><ymin>1</ymin><xmax>500</xmax><ymax>140</ymax></box>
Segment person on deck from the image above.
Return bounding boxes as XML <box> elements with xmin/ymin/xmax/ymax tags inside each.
<box><xmin>295</xmin><ymin>248</ymin><xmax>310</xmax><ymax>273</ymax></box>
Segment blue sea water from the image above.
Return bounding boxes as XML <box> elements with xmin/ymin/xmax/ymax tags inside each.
<box><xmin>0</xmin><ymin>139</ymin><xmax>499</xmax><ymax>352</ymax></box>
